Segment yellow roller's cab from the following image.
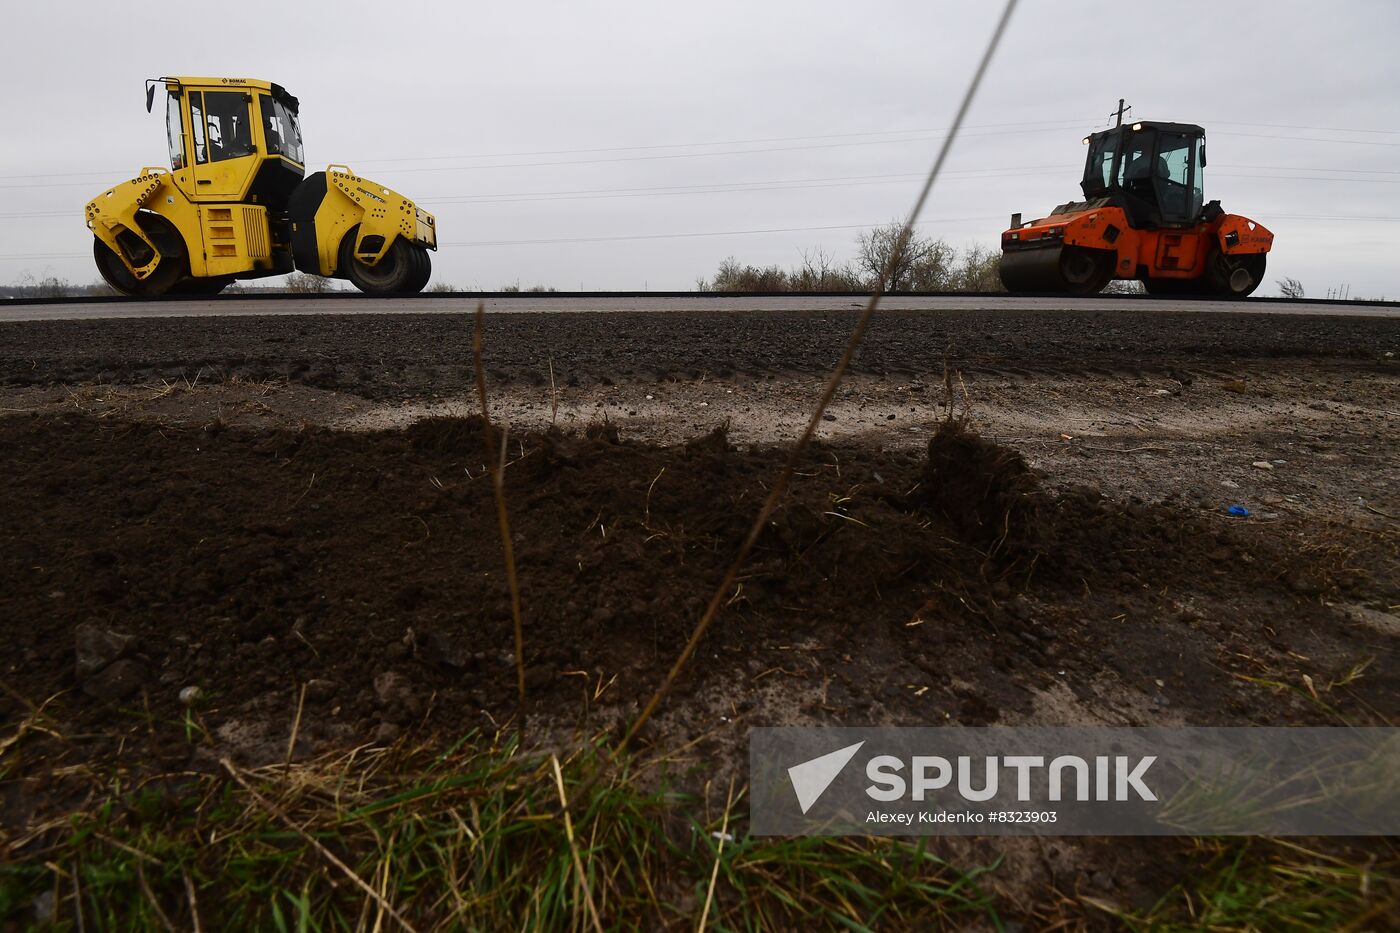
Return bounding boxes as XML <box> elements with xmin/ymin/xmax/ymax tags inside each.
<box><xmin>90</xmin><ymin>76</ymin><xmax>435</xmax><ymax>295</ymax></box>
<box><xmin>153</xmin><ymin>76</ymin><xmax>306</xmax><ymax>210</ymax></box>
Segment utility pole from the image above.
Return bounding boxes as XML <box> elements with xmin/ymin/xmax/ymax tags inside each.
<box><xmin>1111</xmin><ymin>98</ymin><xmax>1132</xmax><ymax>128</ymax></box>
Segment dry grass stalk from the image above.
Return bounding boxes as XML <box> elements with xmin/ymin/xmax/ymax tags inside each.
<box><xmin>697</xmin><ymin>775</ymin><xmax>737</xmax><ymax>933</ymax></box>
<box><xmin>181</xmin><ymin>868</ymin><xmax>203</xmax><ymax>933</ymax></box>
<box><xmin>286</xmin><ymin>681</ymin><xmax>308</xmax><ymax>767</ymax></box>
<box><xmin>472</xmin><ymin>303</ymin><xmax>529</xmax><ymax>723</ymax></box>
<box><xmin>135</xmin><ymin>860</ymin><xmax>177</xmax><ymax>932</ymax></box>
<box><xmin>551</xmin><ymin>754</ymin><xmax>605</xmax><ymax>933</ymax></box>
<box><xmin>548</xmin><ymin>353</ymin><xmax>559</xmax><ymax>426</ymax></box>
<box><xmin>618</xmin><ymin>0</ymin><xmax>1020</xmax><ymax>754</ymax></box>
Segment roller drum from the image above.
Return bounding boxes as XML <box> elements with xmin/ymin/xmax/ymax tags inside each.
<box><xmin>999</xmin><ymin>245</ymin><xmax>1067</xmax><ymax>293</ymax></box>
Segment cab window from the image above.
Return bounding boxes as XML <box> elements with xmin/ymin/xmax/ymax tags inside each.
<box><xmin>1190</xmin><ymin>141</ymin><xmax>1205</xmax><ymax>217</ymax></box>
<box><xmin>1157</xmin><ymin>133</ymin><xmax>1192</xmax><ymax>186</ymax></box>
<box><xmin>190</xmin><ymin>93</ymin><xmax>208</xmax><ymax>164</ymax></box>
<box><xmin>1154</xmin><ymin>132</ymin><xmax>1196</xmax><ymax>221</ymax></box>
<box><xmin>200</xmin><ymin>90</ymin><xmax>255</xmax><ymax>163</ymax></box>
<box><xmin>260</xmin><ymin>94</ymin><xmax>305</xmax><ymax>163</ymax></box>
<box><xmin>166</xmin><ymin>92</ymin><xmax>186</xmax><ymax>170</ymax></box>
<box><xmin>1117</xmin><ymin>138</ymin><xmax>1155</xmax><ymax>185</ymax></box>
<box><xmin>1084</xmin><ymin>132</ymin><xmax>1117</xmax><ymax>192</ymax></box>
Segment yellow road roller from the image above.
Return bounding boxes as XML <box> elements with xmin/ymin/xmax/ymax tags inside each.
<box><xmin>84</xmin><ymin>76</ymin><xmax>437</xmax><ymax>296</ymax></box>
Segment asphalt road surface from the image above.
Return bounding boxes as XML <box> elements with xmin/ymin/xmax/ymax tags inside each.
<box><xmin>2</xmin><ymin>296</ymin><xmax>1397</xmax><ymax>400</ymax></box>
<box><xmin>3</xmin><ymin>293</ymin><xmax>1399</xmax><ymax>323</ymax></box>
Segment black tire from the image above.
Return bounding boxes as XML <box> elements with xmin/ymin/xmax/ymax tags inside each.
<box><xmin>339</xmin><ymin>228</ymin><xmax>423</xmax><ymax>295</ymax></box>
<box><xmin>1207</xmin><ymin>250</ymin><xmax>1266</xmax><ymax>299</ymax></box>
<box><xmin>92</xmin><ymin>213</ymin><xmax>185</xmax><ymax>298</ymax></box>
<box><xmin>1059</xmin><ymin>246</ymin><xmax>1113</xmax><ymax>296</ymax></box>
<box><xmin>405</xmin><ymin>246</ymin><xmax>432</xmax><ymax>292</ymax></box>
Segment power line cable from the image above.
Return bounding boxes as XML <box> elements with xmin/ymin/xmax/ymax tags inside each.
<box><xmin>6</xmin><ymin>114</ymin><xmax>1400</xmax><ymax>185</ymax></box>
<box><xmin>0</xmin><ymin>121</ymin><xmax>1086</xmax><ymax>184</ymax></box>
<box><xmin>346</xmin><ymin>119</ymin><xmax>1089</xmax><ymax>165</ymax></box>
<box><xmin>1211</xmin><ymin>119</ymin><xmax>1400</xmax><ymax>137</ymax></box>
<box><xmin>0</xmin><ymin>128</ymin><xmax>1053</xmax><ymax>190</ymax></box>
<box><xmin>442</xmin><ymin>217</ymin><xmax>1005</xmax><ymax>248</ymax></box>
<box><xmin>1214</xmin><ymin>130</ymin><xmax>1400</xmax><ymax>148</ymax></box>
<box><xmin>10</xmin><ymin>203</ymin><xmax>1400</xmax><ymax>262</ymax></box>
<box><xmin>12</xmin><ymin>159</ymin><xmax>1400</xmax><ymax>220</ymax></box>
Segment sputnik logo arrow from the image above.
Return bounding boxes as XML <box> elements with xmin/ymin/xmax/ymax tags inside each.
<box><xmin>787</xmin><ymin>741</ymin><xmax>865</xmax><ymax>814</ymax></box>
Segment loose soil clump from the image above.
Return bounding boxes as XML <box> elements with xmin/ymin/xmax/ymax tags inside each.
<box><xmin>921</xmin><ymin>418</ymin><xmax>1044</xmax><ymax>564</ymax></box>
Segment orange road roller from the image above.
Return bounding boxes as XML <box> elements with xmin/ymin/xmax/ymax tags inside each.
<box><xmin>1000</xmin><ymin>118</ymin><xmax>1272</xmax><ymax>297</ymax></box>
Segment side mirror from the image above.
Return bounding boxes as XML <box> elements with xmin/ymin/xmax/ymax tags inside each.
<box><xmin>1200</xmin><ymin>144</ymin><xmax>1207</xmax><ymax>167</ymax></box>
<box><xmin>146</xmin><ymin>83</ymin><xmax>156</xmax><ymax>113</ymax></box>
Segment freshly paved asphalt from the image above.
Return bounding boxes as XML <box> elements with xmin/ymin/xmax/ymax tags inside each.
<box><xmin>3</xmin><ymin>294</ymin><xmax>1398</xmax><ymax>323</ymax></box>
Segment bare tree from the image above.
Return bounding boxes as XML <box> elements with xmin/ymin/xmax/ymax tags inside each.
<box><xmin>792</xmin><ymin>247</ymin><xmax>864</xmax><ymax>291</ymax></box>
<box><xmin>705</xmin><ymin>257</ymin><xmax>742</xmax><ymax>291</ymax></box>
<box><xmin>708</xmin><ymin>257</ymin><xmax>790</xmax><ymax>292</ymax></box>
<box><xmin>793</xmin><ymin>247</ymin><xmax>834</xmax><ymax>290</ymax></box>
<box><xmin>854</xmin><ymin>223</ymin><xmax>955</xmax><ymax>292</ymax></box>
<box><xmin>949</xmin><ymin>243</ymin><xmax>1005</xmax><ymax>292</ymax></box>
<box><xmin>1276</xmin><ymin>277</ymin><xmax>1305</xmax><ymax>299</ymax></box>
<box><xmin>909</xmin><ymin>240</ymin><xmax>957</xmax><ymax>291</ymax></box>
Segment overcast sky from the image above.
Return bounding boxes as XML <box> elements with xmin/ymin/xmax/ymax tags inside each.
<box><xmin>2</xmin><ymin>0</ymin><xmax>1398</xmax><ymax>297</ymax></box>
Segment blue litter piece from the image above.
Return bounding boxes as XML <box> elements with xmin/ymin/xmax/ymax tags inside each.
<box><xmin>1227</xmin><ymin>505</ymin><xmax>1250</xmax><ymax>517</ymax></box>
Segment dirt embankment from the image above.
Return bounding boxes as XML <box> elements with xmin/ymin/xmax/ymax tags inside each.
<box><xmin>2</xmin><ymin>412</ymin><xmax>1393</xmax><ymax>785</ymax></box>
<box><xmin>1</xmin><ymin>304</ymin><xmax>1397</xmax><ymax>923</ymax></box>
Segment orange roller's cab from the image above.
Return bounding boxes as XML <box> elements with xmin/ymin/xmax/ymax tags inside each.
<box><xmin>1000</xmin><ymin>120</ymin><xmax>1273</xmax><ymax>297</ymax></box>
